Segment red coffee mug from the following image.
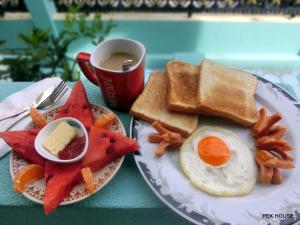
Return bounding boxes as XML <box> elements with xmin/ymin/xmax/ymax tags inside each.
<box><xmin>76</xmin><ymin>38</ymin><xmax>145</xmax><ymax>112</ymax></box>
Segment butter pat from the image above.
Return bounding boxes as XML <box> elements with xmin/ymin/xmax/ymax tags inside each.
<box><xmin>43</xmin><ymin>122</ymin><xmax>76</xmax><ymax>155</ymax></box>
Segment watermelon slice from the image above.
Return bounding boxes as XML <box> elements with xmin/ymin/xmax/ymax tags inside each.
<box><xmin>36</xmin><ymin>127</ymin><xmax>138</xmax><ymax>215</ymax></box>
<box><xmin>44</xmin><ymin>161</ymin><xmax>71</xmax><ymax>183</ymax></box>
<box><xmin>83</xmin><ymin>127</ymin><xmax>139</xmax><ymax>172</ymax></box>
<box><xmin>55</xmin><ymin>80</ymin><xmax>94</xmax><ymax>129</ymax></box>
<box><xmin>45</xmin><ymin>161</ymin><xmax>57</xmax><ymax>183</ymax></box>
<box><xmin>44</xmin><ymin>162</ymin><xmax>82</xmax><ymax>214</ymax></box>
<box><xmin>0</xmin><ymin>129</ymin><xmax>45</xmax><ymax>166</ymax></box>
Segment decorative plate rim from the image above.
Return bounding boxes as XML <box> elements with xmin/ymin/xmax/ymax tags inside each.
<box><xmin>9</xmin><ymin>103</ymin><xmax>126</xmax><ymax>205</ymax></box>
<box><xmin>130</xmin><ymin>75</ymin><xmax>300</xmax><ymax>225</ymax></box>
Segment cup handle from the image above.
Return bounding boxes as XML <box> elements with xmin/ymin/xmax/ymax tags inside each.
<box><xmin>76</xmin><ymin>52</ymin><xmax>98</xmax><ymax>86</ymax></box>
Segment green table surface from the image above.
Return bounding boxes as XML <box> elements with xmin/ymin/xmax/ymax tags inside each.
<box><xmin>0</xmin><ymin>69</ymin><xmax>300</xmax><ymax>225</ymax></box>
<box><xmin>0</xmin><ymin>81</ymin><xmax>193</xmax><ymax>225</ymax></box>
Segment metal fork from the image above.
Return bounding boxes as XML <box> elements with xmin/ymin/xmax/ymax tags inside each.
<box><xmin>0</xmin><ymin>81</ymin><xmax>68</xmax><ymax>132</ymax></box>
<box><xmin>37</xmin><ymin>81</ymin><xmax>68</xmax><ymax>110</ymax></box>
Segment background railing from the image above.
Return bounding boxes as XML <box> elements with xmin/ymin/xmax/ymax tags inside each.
<box><xmin>0</xmin><ymin>0</ymin><xmax>27</xmax><ymax>16</ymax></box>
<box><xmin>54</xmin><ymin>0</ymin><xmax>300</xmax><ymax>16</ymax></box>
<box><xmin>0</xmin><ymin>0</ymin><xmax>300</xmax><ymax>16</ymax></box>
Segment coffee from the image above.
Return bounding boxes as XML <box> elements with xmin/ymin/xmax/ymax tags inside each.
<box><xmin>99</xmin><ymin>52</ymin><xmax>138</xmax><ymax>71</ymax></box>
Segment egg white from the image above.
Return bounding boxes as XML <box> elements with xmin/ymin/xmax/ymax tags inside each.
<box><xmin>180</xmin><ymin>126</ymin><xmax>257</xmax><ymax>197</ymax></box>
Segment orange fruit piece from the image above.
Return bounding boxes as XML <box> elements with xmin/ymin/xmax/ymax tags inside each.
<box><xmin>13</xmin><ymin>164</ymin><xmax>45</xmax><ymax>192</ymax></box>
<box><xmin>81</xmin><ymin>167</ymin><xmax>95</xmax><ymax>194</ymax></box>
<box><xmin>94</xmin><ymin>113</ymin><xmax>115</xmax><ymax>129</ymax></box>
<box><xmin>30</xmin><ymin>108</ymin><xmax>47</xmax><ymax>128</ymax></box>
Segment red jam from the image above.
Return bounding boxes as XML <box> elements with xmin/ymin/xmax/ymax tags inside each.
<box><xmin>58</xmin><ymin>137</ymin><xmax>85</xmax><ymax>160</ymax></box>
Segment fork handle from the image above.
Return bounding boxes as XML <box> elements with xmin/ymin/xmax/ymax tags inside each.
<box><xmin>0</xmin><ymin>110</ymin><xmax>30</xmax><ymax>132</ymax></box>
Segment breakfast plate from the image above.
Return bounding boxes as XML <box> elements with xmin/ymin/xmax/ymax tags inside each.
<box><xmin>10</xmin><ymin>103</ymin><xmax>126</xmax><ymax>205</ymax></box>
<box><xmin>131</xmin><ymin>76</ymin><xmax>300</xmax><ymax>225</ymax></box>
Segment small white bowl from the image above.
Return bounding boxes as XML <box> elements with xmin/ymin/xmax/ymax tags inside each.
<box><xmin>35</xmin><ymin>117</ymin><xmax>89</xmax><ymax>164</ymax></box>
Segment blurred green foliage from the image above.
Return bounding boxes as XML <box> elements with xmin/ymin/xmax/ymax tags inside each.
<box><xmin>0</xmin><ymin>5</ymin><xmax>116</xmax><ymax>81</ymax></box>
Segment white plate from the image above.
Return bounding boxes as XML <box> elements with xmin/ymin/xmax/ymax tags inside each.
<box><xmin>10</xmin><ymin>103</ymin><xmax>126</xmax><ymax>205</ymax></box>
<box><xmin>131</xmin><ymin>76</ymin><xmax>300</xmax><ymax>225</ymax></box>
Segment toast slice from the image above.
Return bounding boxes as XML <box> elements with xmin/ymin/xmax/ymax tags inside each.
<box><xmin>131</xmin><ymin>71</ymin><xmax>198</xmax><ymax>136</ymax></box>
<box><xmin>166</xmin><ymin>60</ymin><xmax>200</xmax><ymax>113</ymax></box>
<box><xmin>197</xmin><ymin>60</ymin><xmax>258</xmax><ymax>126</ymax></box>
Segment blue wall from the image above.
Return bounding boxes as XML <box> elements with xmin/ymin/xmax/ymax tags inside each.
<box><xmin>1</xmin><ymin>0</ymin><xmax>300</xmax><ymax>69</ymax></box>
<box><xmin>60</xmin><ymin>19</ymin><xmax>300</xmax><ymax>68</ymax></box>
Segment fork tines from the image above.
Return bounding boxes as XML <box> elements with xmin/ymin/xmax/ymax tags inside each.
<box><xmin>38</xmin><ymin>81</ymin><xmax>68</xmax><ymax>109</ymax></box>
<box><xmin>50</xmin><ymin>81</ymin><xmax>67</xmax><ymax>101</ymax></box>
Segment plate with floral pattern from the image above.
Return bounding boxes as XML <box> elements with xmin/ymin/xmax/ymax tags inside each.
<box><xmin>10</xmin><ymin>103</ymin><xmax>125</xmax><ymax>205</ymax></box>
<box><xmin>131</xmin><ymin>76</ymin><xmax>300</xmax><ymax>225</ymax></box>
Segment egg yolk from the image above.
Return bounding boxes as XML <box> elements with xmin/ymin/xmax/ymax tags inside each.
<box><xmin>197</xmin><ymin>136</ymin><xmax>230</xmax><ymax>167</ymax></box>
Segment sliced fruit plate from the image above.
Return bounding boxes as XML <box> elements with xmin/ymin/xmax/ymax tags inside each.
<box><xmin>10</xmin><ymin>103</ymin><xmax>125</xmax><ymax>204</ymax></box>
<box><xmin>0</xmin><ymin>80</ymin><xmax>139</xmax><ymax>214</ymax></box>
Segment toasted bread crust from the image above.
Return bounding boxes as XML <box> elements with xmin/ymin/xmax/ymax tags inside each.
<box><xmin>131</xmin><ymin>71</ymin><xmax>198</xmax><ymax>136</ymax></box>
<box><xmin>131</xmin><ymin>110</ymin><xmax>193</xmax><ymax>137</ymax></box>
<box><xmin>197</xmin><ymin>105</ymin><xmax>257</xmax><ymax>126</ymax></box>
<box><xmin>197</xmin><ymin>60</ymin><xmax>258</xmax><ymax>126</ymax></box>
<box><xmin>166</xmin><ymin>60</ymin><xmax>200</xmax><ymax>114</ymax></box>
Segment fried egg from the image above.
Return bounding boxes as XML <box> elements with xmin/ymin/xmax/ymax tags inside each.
<box><xmin>180</xmin><ymin>126</ymin><xmax>257</xmax><ymax>196</ymax></box>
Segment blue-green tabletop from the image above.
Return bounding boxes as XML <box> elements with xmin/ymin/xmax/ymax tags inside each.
<box><xmin>0</xmin><ymin>68</ymin><xmax>299</xmax><ymax>225</ymax></box>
